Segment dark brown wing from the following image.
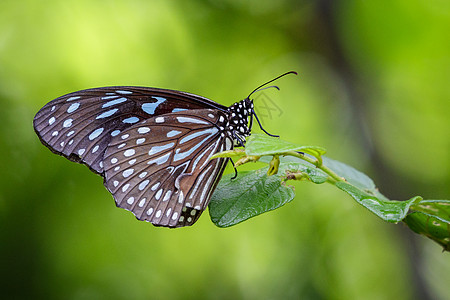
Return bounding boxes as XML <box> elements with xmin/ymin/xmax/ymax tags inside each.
<box><xmin>102</xmin><ymin>109</ymin><xmax>233</xmax><ymax>227</ymax></box>
<box><xmin>33</xmin><ymin>87</ymin><xmax>227</xmax><ymax>174</ymax></box>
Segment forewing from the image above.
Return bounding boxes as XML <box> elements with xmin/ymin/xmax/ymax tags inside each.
<box><xmin>33</xmin><ymin>87</ymin><xmax>226</xmax><ymax>174</ymax></box>
<box><xmin>103</xmin><ymin>109</ymin><xmax>233</xmax><ymax>227</ymax></box>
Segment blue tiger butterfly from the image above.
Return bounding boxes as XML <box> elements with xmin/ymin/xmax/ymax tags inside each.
<box><xmin>33</xmin><ymin>71</ymin><xmax>296</xmax><ymax>227</ymax></box>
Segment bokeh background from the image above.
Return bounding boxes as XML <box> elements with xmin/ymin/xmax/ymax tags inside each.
<box><xmin>1</xmin><ymin>0</ymin><xmax>449</xmax><ymax>299</ymax></box>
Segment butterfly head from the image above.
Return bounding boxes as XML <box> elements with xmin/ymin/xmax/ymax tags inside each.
<box><xmin>225</xmin><ymin>97</ymin><xmax>254</xmax><ymax>146</ymax></box>
<box><xmin>228</xmin><ymin>71</ymin><xmax>297</xmax><ymax>143</ymax></box>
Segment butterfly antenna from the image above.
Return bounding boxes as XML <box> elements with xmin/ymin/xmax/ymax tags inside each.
<box><xmin>247</xmin><ymin>71</ymin><xmax>297</xmax><ymax>99</ymax></box>
<box><xmin>248</xmin><ymin>71</ymin><xmax>297</xmax><ymax>138</ymax></box>
<box><xmin>251</xmin><ymin>85</ymin><xmax>280</xmax><ymax>94</ymax></box>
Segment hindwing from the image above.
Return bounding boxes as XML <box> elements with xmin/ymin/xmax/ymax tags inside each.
<box><xmin>103</xmin><ymin>109</ymin><xmax>233</xmax><ymax>227</ymax></box>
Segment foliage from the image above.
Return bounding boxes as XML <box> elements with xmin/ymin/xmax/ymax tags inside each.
<box><xmin>210</xmin><ymin>134</ymin><xmax>450</xmax><ymax>251</ymax></box>
<box><xmin>2</xmin><ymin>0</ymin><xmax>449</xmax><ymax>298</ymax></box>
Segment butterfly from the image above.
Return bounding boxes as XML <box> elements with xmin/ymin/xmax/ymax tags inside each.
<box><xmin>33</xmin><ymin>71</ymin><xmax>296</xmax><ymax>228</ymax></box>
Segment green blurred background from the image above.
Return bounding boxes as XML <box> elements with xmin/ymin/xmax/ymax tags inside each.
<box><xmin>1</xmin><ymin>0</ymin><xmax>449</xmax><ymax>299</ymax></box>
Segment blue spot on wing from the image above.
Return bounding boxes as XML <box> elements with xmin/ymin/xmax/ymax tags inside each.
<box><xmin>142</xmin><ymin>97</ymin><xmax>166</xmax><ymax>115</ymax></box>
<box><xmin>172</xmin><ymin>108</ymin><xmax>188</xmax><ymax>112</ymax></box>
<box><xmin>123</xmin><ymin>117</ymin><xmax>140</xmax><ymax>124</ymax></box>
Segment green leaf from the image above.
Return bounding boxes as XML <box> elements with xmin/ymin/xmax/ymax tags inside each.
<box><xmin>210</xmin><ymin>136</ymin><xmax>450</xmax><ymax>251</ymax></box>
<box><xmin>209</xmin><ymin>168</ymin><xmax>295</xmax><ymax>227</ymax></box>
<box><xmin>335</xmin><ymin>181</ymin><xmax>421</xmax><ymax>223</ymax></box>
<box><xmin>274</xmin><ymin>157</ymin><xmax>329</xmax><ymax>184</ymax></box>
<box><xmin>245</xmin><ymin>133</ymin><xmax>326</xmax><ymax>158</ymax></box>
<box><xmin>322</xmin><ymin>157</ymin><xmax>375</xmax><ymax>191</ymax></box>
<box><xmin>404</xmin><ymin>200</ymin><xmax>450</xmax><ymax>251</ymax></box>
<box><xmin>210</xmin><ymin>149</ymin><xmax>246</xmax><ymax>159</ymax></box>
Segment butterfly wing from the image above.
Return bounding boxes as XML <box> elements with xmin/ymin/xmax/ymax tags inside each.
<box><xmin>102</xmin><ymin>109</ymin><xmax>233</xmax><ymax>227</ymax></box>
<box><xmin>33</xmin><ymin>87</ymin><xmax>227</xmax><ymax>174</ymax></box>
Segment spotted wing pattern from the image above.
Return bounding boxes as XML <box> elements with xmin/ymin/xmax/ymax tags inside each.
<box><xmin>33</xmin><ymin>87</ymin><xmax>241</xmax><ymax>228</ymax></box>
<box><xmin>33</xmin><ymin>87</ymin><xmax>226</xmax><ymax>174</ymax></box>
<box><xmin>103</xmin><ymin>109</ymin><xmax>232</xmax><ymax>227</ymax></box>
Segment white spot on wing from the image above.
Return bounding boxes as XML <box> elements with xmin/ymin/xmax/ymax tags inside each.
<box><xmin>178</xmin><ymin>191</ymin><xmax>184</xmax><ymax>204</ymax></box>
<box><xmin>167</xmin><ymin>130</ymin><xmax>182</xmax><ymax>138</ymax></box>
<box><xmin>49</xmin><ymin>117</ymin><xmax>55</xmax><ymax>125</ymax></box>
<box><xmin>96</xmin><ymin>109</ymin><xmax>118</xmax><ymax>119</ymax></box>
<box><xmin>138</xmin><ymin>198</ymin><xmax>146</xmax><ymax>207</ymax></box>
<box><xmin>176</xmin><ymin>117</ymin><xmax>209</xmax><ymax>124</ymax></box>
<box><xmin>122</xmin><ymin>183</ymin><xmax>130</xmax><ymax>192</ymax></box>
<box><xmin>124</xmin><ymin>149</ymin><xmax>135</xmax><ymax>157</ymax></box>
<box><xmin>151</xmin><ymin>182</ymin><xmax>160</xmax><ymax>191</ymax></box>
<box><xmin>102</xmin><ymin>97</ymin><xmax>127</xmax><ymax>108</ymax></box>
<box><xmin>137</xmin><ymin>127</ymin><xmax>150</xmax><ymax>134</ymax></box>
<box><xmin>66</xmin><ymin>96</ymin><xmax>81</xmax><ymax>101</ymax></box>
<box><xmin>163</xmin><ymin>190</ymin><xmax>172</xmax><ymax>202</ymax></box>
<box><xmin>139</xmin><ymin>180</ymin><xmax>149</xmax><ymax>191</ymax></box>
<box><xmin>155</xmin><ymin>189</ymin><xmax>163</xmax><ymax>200</ymax></box>
<box><xmin>179</xmin><ymin>128</ymin><xmax>217</xmax><ymax>144</ymax></box>
<box><xmin>122</xmin><ymin>169</ymin><xmax>134</xmax><ymax>178</ymax></box>
<box><xmin>147</xmin><ymin>152</ymin><xmax>171</xmax><ymax>165</ymax></box>
<box><xmin>101</xmin><ymin>95</ymin><xmax>119</xmax><ymax>100</ymax></box>
<box><xmin>67</xmin><ymin>103</ymin><xmax>80</xmax><ymax>113</ymax></box>
<box><xmin>89</xmin><ymin>128</ymin><xmax>104</xmax><ymax>140</ymax></box>
<box><xmin>115</xmin><ymin>90</ymin><xmax>132</xmax><ymax>94</ymax></box>
<box><xmin>148</xmin><ymin>143</ymin><xmax>174</xmax><ymax>155</ymax></box>
<box><xmin>63</xmin><ymin>119</ymin><xmax>73</xmax><ymax>128</ymax></box>
<box><xmin>155</xmin><ymin>117</ymin><xmax>164</xmax><ymax>123</ymax></box>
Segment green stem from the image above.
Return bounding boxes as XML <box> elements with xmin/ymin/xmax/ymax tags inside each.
<box><xmin>284</xmin><ymin>151</ymin><xmax>344</xmax><ymax>183</ymax></box>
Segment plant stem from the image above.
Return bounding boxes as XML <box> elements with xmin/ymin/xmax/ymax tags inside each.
<box><xmin>284</xmin><ymin>151</ymin><xmax>344</xmax><ymax>183</ymax></box>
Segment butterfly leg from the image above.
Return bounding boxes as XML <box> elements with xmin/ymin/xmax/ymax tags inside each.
<box><xmin>253</xmin><ymin>111</ymin><xmax>279</xmax><ymax>138</ymax></box>
<box><xmin>230</xmin><ymin>158</ymin><xmax>238</xmax><ymax>180</ymax></box>
<box><xmin>232</xmin><ymin>132</ymin><xmax>246</xmax><ymax>147</ymax></box>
